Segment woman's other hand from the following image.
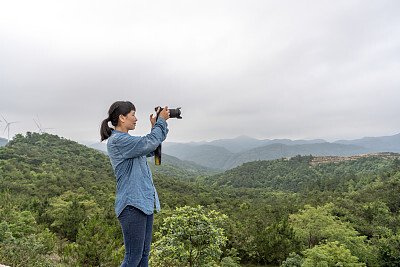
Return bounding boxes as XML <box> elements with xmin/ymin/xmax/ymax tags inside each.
<box><xmin>150</xmin><ymin>107</ymin><xmax>170</xmax><ymax>128</ymax></box>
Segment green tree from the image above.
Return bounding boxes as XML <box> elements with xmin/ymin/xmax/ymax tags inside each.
<box><xmin>0</xmin><ymin>193</ymin><xmax>56</xmax><ymax>267</ymax></box>
<box><xmin>378</xmin><ymin>232</ymin><xmax>400</xmax><ymax>267</ymax></box>
<box><xmin>63</xmin><ymin>216</ymin><xmax>124</xmax><ymax>266</ymax></box>
<box><xmin>281</xmin><ymin>252</ymin><xmax>303</xmax><ymax>267</ymax></box>
<box><xmin>302</xmin><ymin>241</ymin><xmax>365</xmax><ymax>267</ymax></box>
<box><xmin>254</xmin><ymin>217</ymin><xmax>302</xmax><ymax>265</ymax></box>
<box><xmin>151</xmin><ymin>205</ymin><xmax>228</xmax><ymax>266</ymax></box>
<box><xmin>290</xmin><ymin>203</ymin><xmax>373</xmax><ymax>264</ymax></box>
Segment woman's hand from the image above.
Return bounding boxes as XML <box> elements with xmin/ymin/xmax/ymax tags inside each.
<box><xmin>150</xmin><ymin>107</ymin><xmax>170</xmax><ymax>128</ymax></box>
<box><xmin>159</xmin><ymin>106</ymin><xmax>170</xmax><ymax>121</ymax></box>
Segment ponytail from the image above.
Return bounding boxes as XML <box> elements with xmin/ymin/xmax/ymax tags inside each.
<box><xmin>100</xmin><ymin>101</ymin><xmax>136</xmax><ymax>141</ymax></box>
<box><xmin>100</xmin><ymin>118</ymin><xmax>113</xmax><ymax>141</ymax></box>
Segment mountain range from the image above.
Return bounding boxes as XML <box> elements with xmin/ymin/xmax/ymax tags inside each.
<box><xmin>72</xmin><ymin>133</ymin><xmax>400</xmax><ymax>171</ymax></box>
<box><xmin>162</xmin><ymin>133</ymin><xmax>400</xmax><ymax>170</ymax></box>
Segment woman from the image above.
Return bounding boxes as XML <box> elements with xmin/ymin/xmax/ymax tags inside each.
<box><xmin>100</xmin><ymin>101</ymin><xmax>170</xmax><ymax>266</ymax></box>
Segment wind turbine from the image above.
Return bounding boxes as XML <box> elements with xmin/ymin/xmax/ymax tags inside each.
<box><xmin>1</xmin><ymin>115</ymin><xmax>19</xmax><ymax>142</ymax></box>
<box><xmin>34</xmin><ymin>116</ymin><xmax>53</xmax><ymax>134</ymax></box>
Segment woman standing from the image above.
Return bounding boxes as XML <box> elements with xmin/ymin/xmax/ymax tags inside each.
<box><xmin>100</xmin><ymin>101</ymin><xmax>170</xmax><ymax>266</ymax></box>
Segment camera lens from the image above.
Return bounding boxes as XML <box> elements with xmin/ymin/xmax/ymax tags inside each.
<box><xmin>169</xmin><ymin>108</ymin><xmax>182</xmax><ymax>119</ymax></box>
<box><xmin>155</xmin><ymin>107</ymin><xmax>182</xmax><ymax>119</ymax></box>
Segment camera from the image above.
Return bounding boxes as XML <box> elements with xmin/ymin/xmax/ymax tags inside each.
<box><xmin>155</xmin><ymin>107</ymin><xmax>182</xmax><ymax>119</ymax></box>
<box><xmin>154</xmin><ymin>106</ymin><xmax>182</xmax><ymax>166</ymax></box>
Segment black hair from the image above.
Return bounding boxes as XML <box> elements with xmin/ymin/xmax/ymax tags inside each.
<box><xmin>100</xmin><ymin>101</ymin><xmax>136</xmax><ymax>141</ymax></box>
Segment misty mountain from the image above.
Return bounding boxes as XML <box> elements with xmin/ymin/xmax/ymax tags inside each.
<box><xmin>164</xmin><ymin>142</ymin><xmax>370</xmax><ymax>170</ymax></box>
<box><xmin>87</xmin><ymin>133</ymin><xmax>400</xmax><ymax>171</ymax></box>
<box><xmin>162</xmin><ymin>143</ymin><xmax>234</xmax><ymax>170</ymax></box>
<box><xmin>171</xmin><ymin>135</ymin><xmax>327</xmax><ymax>153</ymax></box>
<box><xmin>0</xmin><ymin>137</ymin><xmax>8</xmax><ymax>147</ymax></box>
<box><xmin>149</xmin><ymin>153</ymin><xmax>223</xmax><ymax>179</ymax></box>
<box><xmin>334</xmin><ymin>133</ymin><xmax>400</xmax><ymax>152</ymax></box>
<box><xmin>85</xmin><ymin>142</ymin><xmax>108</xmax><ymax>153</ymax></box>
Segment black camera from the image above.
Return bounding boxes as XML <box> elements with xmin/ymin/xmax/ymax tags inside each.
<box><xmin>155</xmin><ymin>107</ymin><xmax>182</xmax><ymax>119</ymax></box>
<box><xmin>154</xmin><ymin>106</ymin><xmax>182</xmax><ymax>166</ymax></box>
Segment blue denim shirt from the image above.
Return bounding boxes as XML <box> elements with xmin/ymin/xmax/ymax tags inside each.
<box><xmin>107</xmin><ymin>118</ymin><xmax>168</xmax><ymax>217</ymax></box>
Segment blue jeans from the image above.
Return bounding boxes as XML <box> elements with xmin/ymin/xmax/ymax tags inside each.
<box><xmin>118</xmin><ymin>205</ymin><xmax>154</xmax><ymax>267</ymax></box>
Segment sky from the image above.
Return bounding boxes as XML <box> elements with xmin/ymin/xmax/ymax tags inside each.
<box><xmin>1</xmin><ymin>0</ymin><xmax>399</xmax><ymax>144</ymax></box>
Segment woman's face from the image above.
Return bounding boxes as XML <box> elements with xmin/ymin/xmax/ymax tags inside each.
<box><xmin>122</xmin><ymin>110</ymin><xmax>138</xmax><ymax>131</ymax></box>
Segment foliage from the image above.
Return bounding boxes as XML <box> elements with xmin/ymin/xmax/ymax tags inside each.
<box><xmin>377</xmin><ymin>232</ymin><xmax>400</xmax><ymax>267</ymax></box>
<box><xmin>151</xmin><ymin>205</ymin><xmax>228</xmax><ymax>266</ymax></box>
<box><xmin>289</xmin><ymin>203</ymin><xmax>374</xmax><ymax>265</ymax></box>
<box><xmin>44</xmin><ymin>191</ymin><xmax>101</xmax><ymax>241</ymax></box>
<box><xmin>0</xmin><ymin>191</ymin><xmax>57</xmax><ymax>266</ymax></box>
<box><xmin>0</xmin><ymin>132</ymin><xmax>116</xmax><ymax>199</ymax></box>
<box><xmin>220</xmin><ymin>248</ymin><xmax>241</xmax><ymax>267</ymax></box>
<box><xmin>302</xmin><ymin>241</ymin><xmax>365</xmax><ymax>267</ymax></box>
<box><xmin>62</xmin><ymin>216</ymin><xmax>124</xmax><ymax>267</ymax></box>
<box><xmin>281</xmin><ymin>252</ymin><xmax>303</xmax><ymax>267</ymax></box>
<box><xmin>253</xmin><ymin>217</ymin><xmax>302</xmax><ymax>265</ymax></box>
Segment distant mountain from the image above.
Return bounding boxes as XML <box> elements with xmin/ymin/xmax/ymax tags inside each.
<box><xmin>164</xmin><ymin>142</ymin><xmax>370</xmax><ymax>170</ymax></box>
<box><xmin>334</xmin><ymin>133</ymin><xmax>400</xmax><ymax>152</ymax></box>
<box><xmin>0</xmin><ymin>137</ymin><xmax>7</xmax><ymax>147</ymax></box>
<box><xmin>207</xmin><ymin>135</ymin><xmax>269</xmax><ymax>153</ymax></box>
<box><xmin>85</xmin><ymin>142</ymin><xmax>108</xmax><ymax>153</ymax></box>
<box><xmin>163</xmin><ymin>143</ymin><xmax>234</xmax><ymax>169</ymax></box>
<box><xmin>221</xmin><ymin>142</ymin><xmax>370</xmax><ymax>170</ymax></box>
<box><xmin>87</xmin><ymin>133</ymin><xmax>400</xmax><ymax>171</ymax></box>
<box><xmin>163</xmin><ymin>133</ymin><xmax>400</xmax><ymax>170</ymax></box>
<box><xmin>171</xmin><ymin>135</ymin><xmax>326</xmax><ymax>153</ymax></box>
<box><xmin>149</xmin><ymin>154</ymin><xmax>222</xmax><ymax>180</ymax></box>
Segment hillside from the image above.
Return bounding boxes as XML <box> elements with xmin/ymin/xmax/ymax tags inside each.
<box><xmin>200</xmin><ymin>153</ymin><xmax>400</xmax><ymax>192</ymax></box>
<box><xmin>0</xmin><ymin>133</ymin><xmax>220</xmax><ymax>197</ymax></box>
<box><xmin>310</xmin><ymin>152</ymin><xmax>400</xmax><ymax>165</ymax></box>
<box><xmin>0</xmin><ymin>132</ymin><xmax>116</xmax><ymax>198</ymax></box>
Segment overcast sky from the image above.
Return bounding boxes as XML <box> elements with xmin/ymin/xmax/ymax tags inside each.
<box><xmin>1</xmin><ymin>0</ymin><xmax>399</xmax><ymax>144</ymax></box>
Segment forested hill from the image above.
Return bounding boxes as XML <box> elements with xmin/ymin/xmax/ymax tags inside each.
<box><xmin>200</xmin><ymin>153</ymin><xmax>400</xmax><ymax>192</ymax></box>
<box><xmin>0</xmin><ymin>132</ymin><xmax>218</xmax><ymax>196</ymax></box>
<box><xmin>0</xmin><ymin>132</ymin><xmax>116</xmax><ymax>197</ymax></box>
